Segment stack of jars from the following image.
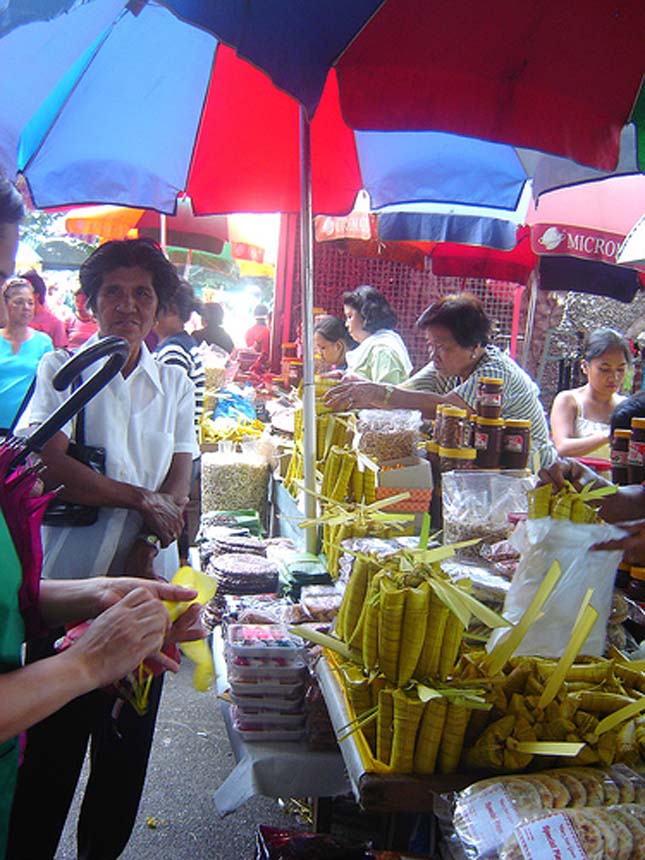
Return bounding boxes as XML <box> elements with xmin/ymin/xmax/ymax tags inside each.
<box><xmin>433</xmin><ymin>378</ymin><xmax>531</xmax><ymax>473</ymax></box>
<box><xmin>614</xmin><ymin>418</ymin><xmax>645</xmax><ymax>485</ymax></box>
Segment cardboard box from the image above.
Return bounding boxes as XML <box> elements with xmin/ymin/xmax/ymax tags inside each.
<box><xmin>376</xmin><ymin>456</ymin><xmax>433</xmax><ymax>491</ymax></box>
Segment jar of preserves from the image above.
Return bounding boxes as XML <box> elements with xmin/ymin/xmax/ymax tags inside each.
<box><xmin>476</xmin><ymin>377</ymin><xmax>503</xmax><ymax>419</ymax></box>
<box><xmin>438</xmin><ymin>446</ymin><xmax>476</xmax><ymax>473</ymax></box>
<box><xmin>500</xmin><ymin>419</ymin><xmax>531</xmax><ymax>470</ymax></box>
<box><xmin>611</xmin><ymin>428</ymin><xmax>631</xmax><ymax>485</ymax></box>
<box><xmin>628</xmin><ymin>417</ymin><xmax>645</xmax><ymax>485</ymax></box>
<box><xmin>434</xmin><ymin>405</ymin><xmax>445</xmax><ymax>447</ymax></box>
<box><xmin>474</xmin><ymin>417</ymin><xmax>504</xmax><ymax>469</ymax></box>
<box><xmin>439</xmin><ymin>406</ymin><xmax>468</xmax><ymax>449</ymax></box>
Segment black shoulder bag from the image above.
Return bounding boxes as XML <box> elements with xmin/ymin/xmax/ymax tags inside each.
<box><xmin>42</xmin><ymin>376</ymin><xmax>107</xmax><ymax>527</ymax></box>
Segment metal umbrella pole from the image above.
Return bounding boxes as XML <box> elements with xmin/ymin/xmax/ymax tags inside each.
<box><xmin>299</xmin><ymin>106</ymin><xmax>317</xmax><ymax>553</ymax></box>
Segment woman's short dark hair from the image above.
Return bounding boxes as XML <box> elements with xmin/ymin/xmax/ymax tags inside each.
<box><xmin>416</xmin><ymin>293</ymin><xmax>490</xmax><ymax>348</ymax></box>
<box><xmin>0</xmin><ymin>176</ymin><xmax>24</xmax><ymax>232</ymax></box>
<box><xmin>314</xmin><ymin>314</ymin><xmax>355</xmax><ymax>347</ymax></box>
<box><xmin>202</xmin><ymin>302</ymin><xmax>224</xmax><ymax>326</ymax></box>
<box><xmin>79</xmin><ymin>238</ymin><xmax>180</xmax><ymax>313</ymax></box>
<box><xmin>584</xmin><ymin>327</ymin><xmax>632</xmax><ymax>364</ymax></box>
<box><xmin>342</xmin><ymin>285</ymin><xmax>397</xmax><ymax>333</ymax></box>
<box><xmin>20</xmin><ymin>268</ymin><xmax>46</xmax><ymax>303</ymax></box>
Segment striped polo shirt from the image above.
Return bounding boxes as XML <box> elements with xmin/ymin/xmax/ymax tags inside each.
<box><xmin>154</xmin><ymin>331</ymin><xmax>205</xmax><ymax>438</ymax></box>
<box><xmin>405</xmin><ymin>345</ymin><xmax>556</xmax><ymax>468</ymax></box>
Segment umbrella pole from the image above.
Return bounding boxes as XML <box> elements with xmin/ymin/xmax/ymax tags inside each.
<box><xmin>521</xmin><ymin>270</ymin><xmax>538</xmax><ymax>369</ymax></box>
<box><xmin>299</xmin><ymin>106</ymin><xmax>317</xmax><ymax>554</ymax></box>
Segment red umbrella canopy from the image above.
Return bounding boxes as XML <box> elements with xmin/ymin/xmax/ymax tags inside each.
<box><xmin>166</xmin><ymin>0</ymin><xmax>645</xmax><ymax>170</ymax></box>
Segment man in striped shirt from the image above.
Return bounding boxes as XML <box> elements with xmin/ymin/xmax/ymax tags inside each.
<box><xmin>326</xmin><ymin>294</ymin><xmax>556</xmax><ymax>469</ymax></box>
<box><xmin>154</xmin><ymin>279</ymin><xmax>205</xmax><ymax>435</ymax></box>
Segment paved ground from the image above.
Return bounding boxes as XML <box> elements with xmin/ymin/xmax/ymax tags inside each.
<box><xmin>57</xmin><ymin>659</ymin><xmax>301</xmax><ymax>859</ymax></box>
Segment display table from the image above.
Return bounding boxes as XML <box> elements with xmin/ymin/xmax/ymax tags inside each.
<box><xmin>211</xmin><ymin>629</ymin><xmax>350</xmax><ymax>815</ymax></box>
<box><xmin>315</xmin><ymin>655</ymin><xmax>476</xmax><ymax>813</ymax></box>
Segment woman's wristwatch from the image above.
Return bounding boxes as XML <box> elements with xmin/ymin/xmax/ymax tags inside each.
<box><xmin>382</xmin><ymin>384</ymin><xmax>395</xmax><ymax>406</ymax></box>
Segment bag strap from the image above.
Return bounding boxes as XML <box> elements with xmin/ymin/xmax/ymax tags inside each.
<box><xmin>72</xmin><ymin>374</ymin><xmax>86</xmax><ymax>446</ymax></box>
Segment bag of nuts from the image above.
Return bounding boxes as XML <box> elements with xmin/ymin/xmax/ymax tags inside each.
<box><xmin>356</xmin><ymin>409</ymin><xmax>422</xmax><ymax>464</ymax></box>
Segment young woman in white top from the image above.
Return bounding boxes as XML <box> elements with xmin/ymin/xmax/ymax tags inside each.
<box><xmin>550</xmin><ymin>327</ymin><xmax>632</xmax><ymax>459</ymax></box>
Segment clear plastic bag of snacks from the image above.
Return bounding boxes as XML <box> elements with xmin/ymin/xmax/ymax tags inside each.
<box><xmin>356</xmin><ymin>409</ymin><xmax>422</xmax><ymax>463</ymax></box>
<box><xmin>437</xmin><ymin>765</ymin><xmax>645</xmax><ymax>860</ymax></box>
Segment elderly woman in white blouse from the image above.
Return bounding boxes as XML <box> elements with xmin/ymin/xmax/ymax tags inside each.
<box><xmin>9</xmin><ymin>239</ymin><xmax>198</xmax><ymax>860</ymax></box>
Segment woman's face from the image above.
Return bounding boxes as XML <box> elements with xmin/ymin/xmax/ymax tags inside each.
<box><xmin>94</xmin><ymin>266</ymin><xmax>158</xmax><ymax>348</ymax></box>
<box><xmin>5</xmin><ymin>284</ymin><xmax>35</xmax><ymax>327</ymax></box>
<box><xmin>343</xmin><ymin>304</ymin><xmax>367</xmax><ymax>342</ymax></box>
<box><xmin>583</xmin><ymin>347</ymin><xmax>628</xmax><ymax>397</ymax></box>
<box><xmin>423</xmin><ymin>324</ymin><xmax>476</xmax><ymax>377</ymax></box>
<box><xmin>314</xmin><ymin>331</ymin><xmax>345</xmax><ymax>366</ymax></box>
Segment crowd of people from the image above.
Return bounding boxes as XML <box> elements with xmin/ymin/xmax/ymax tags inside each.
<box><xmin>2</xmin><ymin>168</ymin><xmax>645</xmax><ymax>860</ymax></box>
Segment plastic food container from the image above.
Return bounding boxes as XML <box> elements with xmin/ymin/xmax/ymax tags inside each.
<box><xmin>229</xmin><ymin>690</ymin><xmax>304</xmax><ymax>712</ymax></box>
<box><xmin>233</xmin><ymin>706</ymin><xmax>305</xmax><ymax>732</ymax></box>
<box><xmin>229</xmin><ymin>677</ymin><xmax>305</xmax><ymax>698</ymax></box>
<box><xmin>226</xmin><ymin>624</ymin><xmax>305</xmax><ymax>658</ymax></box>
<box><xmin>227</xmin><ymin>655</ymin><xmax>308</xmax><ymax>684</ymax></box>
<box><xmin>231</xmin><ymin>708</ymin><xmax>306</xmax><ymax>742</ymax></box>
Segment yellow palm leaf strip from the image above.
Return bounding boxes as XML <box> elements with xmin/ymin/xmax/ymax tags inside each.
<box><xmin>332</xmin><ymin>415</ymin><xmax>348</xmax><ymax>447</ymax></box>
<box><xmin>351</xmin><ymin>462</ymin><xmax>364</xmax><ymax>503</ymax></box>
<box><xmin>438</xmin><ymin>611</ymin><xmax>466</xmax><ymax>681</ymax></box>
<box><xmin>343</xmin><ymin>663</ymin><xmax>377</xmax><ymax>752</ymax></box>
<box><xmin>321</xmin><ymin>445</ymin><xmax>342</xmax><ymax>498</ymax></box>
<box><xmin>316</xmin><ymin>413</ymin><xmax>329</xmax><ymax>460</ymax></box>
<box><xmin>363</xmin><ymin>465</ymin><xmax>376</xmax><ymax>504</ymax></box>
<box><xmin>615</xmin><ymin>662</ymin><xmax>645</xmax><ymax>693</ymax></box>
<box><xmin>362</xmin><ymin>572</ymin><xmax>383</xmax><ymax>672</ymax></box>
<box><xmin>437</xmin><ymin>700</ymin><xmax>470</xmax><ymax>774</ymax></box>
<box><xmin>390</xmin><ymin>689</ymin><xmax>425</xmax><ymax>773</ymax></box>
<box><xmin>414</xmin><ymin>697</ymin><xmax>448</xmax><ymax>774</ymax></box>
<box><xmin>416</xmin><ymin>586</ymin><xmax>450</xmax><ymax>680</ymax></box>
<box><xmin>328</xmin><ymin>521</ymin><xmax>353</xmax><ymax>579</ymax></box>
<box><xmin>377</xmin><ymin>576</ymin><xmax>407</xmax><ymax>684</ymax></box>
<box><xmin>287</xmin><ymin>625</ymin><xmax>355</xmax><ymax>662</ymax></box>
<box><xmin>330</xmin><ymin>448</ymin><xmax>356</xmax><ymax>502</ymax></box>
<box><xmin>538</xmin><ymin>593</ymin><xmax>598</xmax><ymax>710</ymax></box>
<box><xmin>369</xmin><ymin>673</ymin><xmax>388</xmax><ymax>709</ymax></box>
<box><xmin>376</xmin><ymin>687</ymin><xmax>394</xmax><ymax>766</ymax></box>
<box><xmin>484</xmin><ymin>560</ymin><xmax>562</xmax><ymax>676</ymax></box>
<box><xmin>336</xmin><ymin>555</ymin><xmax>370</xmax><ymax>643</ymax></box>
<box><xmin>398</xmin><ymin>581</ymin><xmax>430</xmax><ymax>687</ymax></box>
<box><xmin>595</xmin><ymin>696</ymin><xmax>645</xmax><ymax>735</ymax></box>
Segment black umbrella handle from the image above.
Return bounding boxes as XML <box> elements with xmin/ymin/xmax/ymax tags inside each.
<box><xmin>15</xmin><ymin>336</ymin><xmax>129</xmax><ymax>461</ymax></box>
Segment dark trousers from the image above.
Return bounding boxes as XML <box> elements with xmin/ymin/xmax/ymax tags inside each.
<box><xmin>7</xmin><ymin>634</ymin><xmax>163</xmax><ymax>860</ymax></box>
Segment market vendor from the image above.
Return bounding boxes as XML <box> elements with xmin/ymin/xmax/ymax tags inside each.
<box><xmin>326</xmin><ymin>293</ymin><xmax>556</xmax><ymax>468</ymax></box>
<box><xmin>549</xmin><ymin>327</ymin><xmax>630</xmax><ymax>459</ymax></box>
<box><xmin>342</xmin><ymin>284</ymin><xmax>412</xmax><ymax>384</ymax></box>
<box><xmin>314</xmin><ymin>314</ymin><xmax>356</xmax><ymax>371</ymax></box>
<box><xmin>9</xmin><ymin>238</ymin><xmax>199</xmax><ymax>860</ymax></box>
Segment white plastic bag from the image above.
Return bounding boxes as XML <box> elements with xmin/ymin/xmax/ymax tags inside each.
<box><xmin>487</xmin><ymin>517</ymin><xmax>625</xmax><ymax>657</ymax></box>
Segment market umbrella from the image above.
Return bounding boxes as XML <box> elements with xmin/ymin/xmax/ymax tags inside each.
<box><xmin>617</xmin><ymin>216</ymin><xmax>645</xmax><ymax>267</ymax></box>
<box><xmin>62</xmin><ymin>199</ymin><xmax>267</xmax><ymax>261</ymax></box>
<box><xmin>165</xmin><ymin>0</ymin><xmax>645</xmax><ymax>170</ymax></box>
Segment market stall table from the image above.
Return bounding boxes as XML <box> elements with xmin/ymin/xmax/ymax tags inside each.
<box><xmin>315</xmin><ymin>654</ymin><xmax>477</xmax><ymax>814</ymax></box>
<box><xmin>211</xmin><ymin>628</ymin><xmax>350</xmax><ymax>816</ymax></box>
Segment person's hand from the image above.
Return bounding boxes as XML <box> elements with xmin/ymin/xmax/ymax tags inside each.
<box><xmin>324</xmin><ymin>380</ymin><xmax>384</xmax><ymax>412</ymax></box>
<box><xmin>537</xmin><ymin>457</ymin><xmax>610</xmax><ymax>493</ymax></box>
<box><xmin>92</xmin><ymin>576</ymin><xmax>198</xmax><ymax>615</ymax></box>
<box><xmin>593</xmin><ymin>520</ymin><xmax>645</xmax><ymax>565</ymax></box>
<box><xmin>137</xmin><ymin>490</ymin><xmax>187</xmax><ymax>547</ymax></box>
<box><xmin>71</xmin><ymin>587</ymin><xmax>176</xmax><ymax>688</ymax></box>
<box><xmin>166</xmin><ymin>602</ymin><xmax>206</xmax><ymax>644</ymax></box>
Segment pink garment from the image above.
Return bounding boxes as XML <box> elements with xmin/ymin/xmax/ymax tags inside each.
<box><xmin>32</xmin><ymin>306</ymin><xmax>67</xmax><ymax>348</ymax></box>
<box><xmin>66</xmin><ymin>315</ymin><xmax>99</xmax><ymax>350</ymax></box>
